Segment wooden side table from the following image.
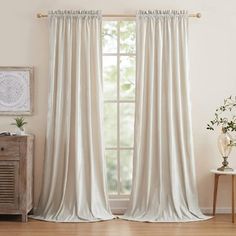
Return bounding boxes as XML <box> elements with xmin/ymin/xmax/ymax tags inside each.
<box><xmin>0</xmin><ymin>135</ymin><xmax>34</xmax><ymax>222</ymax></box>
<box><xmin>211</xmin><ymin>169</ymin><xmax>236</xmax><ymax>223</ymax></box>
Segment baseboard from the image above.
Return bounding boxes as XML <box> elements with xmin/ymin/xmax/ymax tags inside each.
<box><xmin>109</xmin><ymin>198</ymin><xmax>233</xmax><ymax>215</ymax></box>
<box><xmin>33</xmin><ymin>206</ymin><xmax>232</xmax><ymax>216</ymax></box>
<box><xmin>111</xmin><ymin>207</ymin><xmax>233</xmax><ymax>215</ymax></box>
<box><xmin>201</xmin><ymin>207</ymin><xmax>232</xmax><ymax>214</ymax></box>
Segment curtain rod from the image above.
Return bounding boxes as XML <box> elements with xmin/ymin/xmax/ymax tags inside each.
<box><xmin>36</xmin><ymin>12</ymin><xmax>202</xmax><ymax>19</ymax></box>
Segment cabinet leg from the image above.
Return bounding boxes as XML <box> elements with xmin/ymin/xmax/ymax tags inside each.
<box><xmin>213</xmin><ymin>174</ymin><xmax>220</xmax><ymax>216</ymax></box>
<box><xmin>232</xmin><ymin>175</ymin><xmax>235</xmax><ymax>223</ymax></box>
<box><xmin>21</xmin><ymin>214</ymin><xmax>28</xmax><ymax>223</ymax></box>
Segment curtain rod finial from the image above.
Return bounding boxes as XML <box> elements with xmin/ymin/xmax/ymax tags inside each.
<box><xmin>37</xmin><ymin>13</ymin><xmax>42</xmax><ymax>18</ymax></box>
<box><xmin>196</xmin><ymin>13</ymin><xmax>202</xmax><ymax>18</ymax></box>
<box><xmin>37</xmin><ymin>13</ymin><xmax>47</xmax><ymax>18</ymax></box>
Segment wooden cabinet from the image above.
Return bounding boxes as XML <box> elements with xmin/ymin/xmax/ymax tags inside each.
<box><xmin>0</xmin><ymin>135</ymin><xmax>34</xmax><ymax>222</ymax></box>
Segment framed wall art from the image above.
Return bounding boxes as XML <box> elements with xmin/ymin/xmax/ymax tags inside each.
<box><xmin>0</xmin><ymin>67</ymin><xmax>33</xmax><ymax>115</ymax></box>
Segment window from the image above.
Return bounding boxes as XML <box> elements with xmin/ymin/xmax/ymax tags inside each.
<box><xmin>102</xmin><ymin>20</ymin><xmax>136</xmax><ymax>199</ymax></box>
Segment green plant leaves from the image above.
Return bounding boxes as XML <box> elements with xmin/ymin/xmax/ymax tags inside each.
<box><xmin>11</xmin><ymin>117</ymin><xmax>27</xmax><ymax>128</ymax></box>
<box><xmin>121</xmin><ymin>83</ymin><xmax>132</xmax><ymax>91</ymax></box>
<box><xmin>207</xmin><ymin>96</ymin><xmax>236</xmax><ymax>132</ymax></box>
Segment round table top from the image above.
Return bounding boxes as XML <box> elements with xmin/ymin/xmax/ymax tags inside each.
<box><xmin>211</xmin><ymin>169</ymin><xmax>236</xmax><ymax>175</ymax></box>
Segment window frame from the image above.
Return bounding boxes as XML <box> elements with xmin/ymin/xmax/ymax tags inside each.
<box><xmin>102</xmin><ymin>17</ymin><xmax>136</xmax><ymax>204</ymax></box>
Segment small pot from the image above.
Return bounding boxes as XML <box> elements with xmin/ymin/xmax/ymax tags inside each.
<box><xmin>16</xmin><ymin>127</ymin><xmax>25</xmax><ymax>136</ymax></box>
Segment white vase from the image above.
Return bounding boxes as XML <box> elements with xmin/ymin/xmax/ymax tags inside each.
<box><xmin>16</xmin><ymin>128</ymin><xmax>25</xmax><ymax>136</ymax></box>
<box><xmin>217</xmin><ymin>128</ymin><xmax>233</xmax><ymax>171</ymax></box>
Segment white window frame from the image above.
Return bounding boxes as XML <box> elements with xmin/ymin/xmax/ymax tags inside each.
<box><xmin>102</xmin><ymin>18</ymin><xmax>136</xmax><ymax>213</ymax></box>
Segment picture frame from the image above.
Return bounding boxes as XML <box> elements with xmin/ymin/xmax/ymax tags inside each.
<box><xmin>0</xmin><ymin>67</ymin><xmax>33</xmax><ymax>115</ymax></box>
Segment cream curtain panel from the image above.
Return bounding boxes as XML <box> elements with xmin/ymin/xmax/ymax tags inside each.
<box><xmin>122</xmin><ymin>10</ymin><xmax>209</xmax><ymax>222</ymax></box>
<box><xmin>33</xmin><ymin>10</ymin><xmax>113</xmax><ymax>222</ymax></box>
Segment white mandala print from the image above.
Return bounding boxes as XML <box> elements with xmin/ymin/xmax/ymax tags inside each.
<box><xmin>0</xmin><ymin>71</ymin><xmax>30</xmax><ymax>112</ymax></box>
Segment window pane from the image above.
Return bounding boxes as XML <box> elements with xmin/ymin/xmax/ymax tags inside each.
<box><xmin>120</xmin><ymin>103</ymin><xmax>135</xmax><ymax>147</ymax></box>
<box><xmin>104</xmin><ymin>103</ymin><xmax>117</xmax><ymax>147</ymax></box>
<box><xmin>120</xmin><ymin>56</ymin><xmax>135</xmax><ymax>100</ymax></box>
<box><xmin>105</xmin><ymin>150</ymin><xmax>118</xmax><ymax>194</ymax></box>
<box><xmin>103</xmin><ymin>56</ymin><xmax>117</xmax><ymax>100</ymax></box>
<box><xmin>102</xmin><ymin>21</ymin><xmax>117</xmax><ymax>53</ymax></box>
<box><xmin>120</xmin><ymin>21</ymin><xmax>135</xmax><ymax>53</ymax></box>
<box><xmin>120</xmin><ymin>150</ymin><xmax>133</xmax><ymax>194</ymax></box>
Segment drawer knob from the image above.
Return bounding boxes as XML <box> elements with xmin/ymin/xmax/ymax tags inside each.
<box><xmin>1</xmin><ymin>147</ymin><xmax>4</xmax><ymax>151</ymax></box>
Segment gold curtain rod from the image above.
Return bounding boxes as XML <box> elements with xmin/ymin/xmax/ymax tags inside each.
<box><xmin>36</xmin><ymin>12</ymin><xmax>202</xmax><ymax>19</ymax></box>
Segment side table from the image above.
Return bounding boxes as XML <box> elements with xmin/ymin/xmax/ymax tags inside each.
<box><xmin>211</xmin><ymin>169</ymin><xmax>236</xmax><ymax>223</ymax></box>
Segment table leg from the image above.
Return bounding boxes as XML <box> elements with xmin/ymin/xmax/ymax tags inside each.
<box><xmin>213</xmin><ymin>174</ymin><xmax>220</xmax><ymax>216</ymax></box>
<box><xmin>232</xmin><ymin>175</ymin><xmax>235</xmax><ymax>223</ymax></box>
<box><xmin>21</xmin><ymin>213</ymin><xmax>28</xmax><ymax>223</ymax></box>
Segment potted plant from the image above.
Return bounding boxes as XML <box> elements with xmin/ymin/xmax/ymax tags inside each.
<box><xmin>207</xmin><ymin>96</ymin><xmax>236</xmax><ymax>171</ymax></box>
<box><xmin>11</xmin><ymin>117</ymin><xmax>27</xmax><ymax>135</ymax></box>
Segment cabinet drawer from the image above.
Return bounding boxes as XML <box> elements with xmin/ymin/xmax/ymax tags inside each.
<box><xmin>0</xmin><ymin>142</ymin><xmax>19</xmax><ymax>159</ymax></box>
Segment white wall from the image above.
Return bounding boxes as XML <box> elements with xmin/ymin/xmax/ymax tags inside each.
<box><xmin>0</xmin><ymin>0</ymin><xmax>236</xmax><ymax>212</ymax></box>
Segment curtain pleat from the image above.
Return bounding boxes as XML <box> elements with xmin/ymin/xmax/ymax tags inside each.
<box><xmin>122</xmin><ymin>10</ymin><xmax>210</xmax><ymax>222</ymax></box>
<box><xmin>32</xmin><ymin>10</ymin><xmax>113</xmax><ymax>222</ymax></box>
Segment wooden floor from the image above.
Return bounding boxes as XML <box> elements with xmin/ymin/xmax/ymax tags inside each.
<box><xmin>0</xmin><ymin>215</ymin><xmax>235</xmax><ymax>236</ymax></box>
